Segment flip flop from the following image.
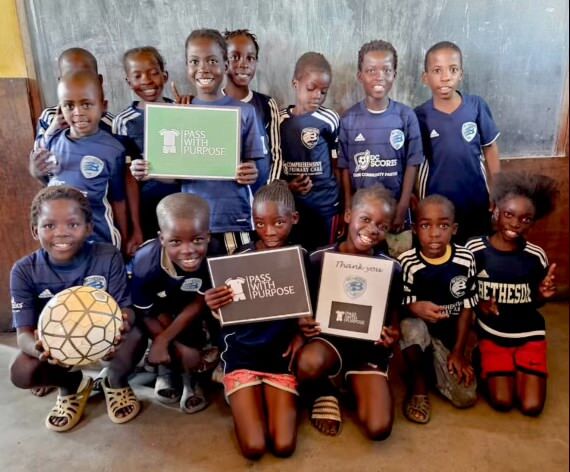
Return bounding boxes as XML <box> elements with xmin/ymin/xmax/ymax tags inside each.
<box><xmin>154</xmin><ymin>371</ymin><xmax>182</xmax><ymax>404</ymax></box>
<box><xmin>311</xmin><ymin>395</ymin><xmax>342</xmax><ymax>436</ymax></box>
<box><xmin>102</xmin><ymin>378</ymin><xmax>141</xmax><ymax>424</ymax></box>
<box><xmin>180</xmin><ymin>374</ymin><xmax>209</xmax><ymax>414</ymax></box>
<box><xmin>404</xmin><ymin>394</ymin><xmax>431</xmax><ymax>424</ymax></box>
<box><xmin>45</xmin><ymin>376</ymin><xmax>94</xmax><ymax>432</ymax></box>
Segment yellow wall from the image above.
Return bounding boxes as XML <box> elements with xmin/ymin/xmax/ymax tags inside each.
<box><xmin>0</xmin><ymin>0</ymin><xmax>28</xmax><ymax>78</ymax></box>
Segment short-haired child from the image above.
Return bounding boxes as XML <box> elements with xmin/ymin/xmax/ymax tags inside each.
<box><xmin>339</xmin><ymin>40</ymin><xmax>424</xmax><ymax>256</ymax></box>
<box><xmin>131</xmin><ymin>29</ymin><xmax>264</xmax><ymax>256</ymax></box>
<box><xmin>280</xmin><ymin>52</ymin><xmax>341</xmax><ymax>252</ymax></box>
<box><xmin>466</xmin><ymin>171</ymin><xmax>558</xmax><ymax>416</ymax></box>
<box><xmin>10</xmin><ymin>186</ymin><xmax>144</xmax><ymax>432</ymax></box>
<box><xmin>295</xmin><ymin>185</ymin><xmax>402</xmax><ymax>439</ymax></box>
<box><xmin>223</xmin><ymin>29</ymin><xmax>282</xmax><ymax>192</ymax></box>
<box><xmin>130</xmin><ymin>193</ymin><xmax>214</xmax><ymax>413</ymax></box>
<box><xmin>416</xmin><ymin>41</ymin><xmax>501</xmax><ymax>244</ymax></box>
<box><xmin>398</xmin><ymin>195</ymin><xmax>478</xmax><ymax>424</ymax></box>
<box><xmin>29</xmin><ymin>71</ymin><xmax>129</xmax><ymax>251</ymax></box>
<box><xmin>114</xmin><ymin>46</ymin><xmax>179</xmax><ymax>242</ymax></box>
<box><xmin>204</xmin><ymin>180</ymin><xmax>304</xmax><ymax>459</ymax></box>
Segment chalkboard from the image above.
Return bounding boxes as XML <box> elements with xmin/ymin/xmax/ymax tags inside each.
<box><xmin>24</xmin><ymin>0</ymin><xmax>568</xmax><ymax>157</ymax></box>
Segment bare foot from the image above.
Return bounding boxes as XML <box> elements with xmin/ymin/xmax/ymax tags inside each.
<box><xmin>31</xmin><ymin>386</ymin><xmax>55</xmax><ymax>397</ymax></box>
<box><xmin>311</xmin><ymin>417</ymin><xmax>341</xmax><ymax>436</ymax></box>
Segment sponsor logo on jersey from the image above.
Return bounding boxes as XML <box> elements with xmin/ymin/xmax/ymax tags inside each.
<box><xmin>80</xmin><ymin>155</ymin><xmax>105</xmax><ymax>179</ymax></box>
<box><xmin>181</xmin><ymin>278</ymin><xmax>203</xmax><ymax>292</ymax></box>
<box><xmin>354</xmin><ymin>133</ymin><xmax>366</xmax><ymax>142</ymax></box>
<box><xmin>83</xmin><ymin>275</ymin><xmax>107</xmax><ymax>290</ymax></box>
<box><xmin>301</xmin><ymin>127</ymin><xmax>320</xmax><ymax>149</ymax></box>
<box><xmin>38</xmin><ymin>289</ymin><xmax>54</xmax><ymax>299</ymax></box>
<box><xmin>462</xmin><ymin>122</ymin><xmax>477</xmax><ymax>143</ymax></box>
<box><xmin>344</xmin><ymin>276</ymin><xmax>367</xmax><ymax>299</ymax></box>
<box><xmin>354</xmin><ymin>150</ymin><xmax>398</xmax><ymax>172</ymax></box>
<box><xmin>430</xmin><ymin>129</ymin><xmax>440</xmax><ymax>138</ymax></box>
<box><xmin>450</xmin><ymin>275</ymin><xmax>468</xmax><ymax>298</ymax></box>
<box><xmin>389</xmin><ymin>129</ymin><xmax>405</xmax><ymax>150</ymax></box>
<box><xmin>11</xmin><ymin>297</ymin><xmax>23</xmax><ymax>311</ymax></box>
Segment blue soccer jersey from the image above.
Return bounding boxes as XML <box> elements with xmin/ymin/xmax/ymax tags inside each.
<box><xmin>466</xmin><ymin>237</ymin><xmax>549</xmax><ymax>347</ymax></box>
<box><xmin>180</xmin><ymin>96</ymin><xmax>264</xmax><ymax>233</ymax></box>
<box><xmin>280</xmin><ymin>105</ymin><xmax>340</xmax><ymax>215</ymax></box>
<box><xmin>398</xmin><ymin>244</ymin><xmax>478</xmax><ymax>349</ymax></box>
<box><xmin>130</xmin><ymin>238</ymin><xmax>211</xmax><ymax>317</ymax></box>
<box><xmin>415</xmin><ymin>93</ymin><xmax>500</xmax><ymax>217</ymax></box>
<box><xmin>338</xmin><ymin>100</ymin><xmax>424</xmax><ymax>200</ymax></box>
<box><xmin>35</xmin><ymin>106</ymin><xmax>114</xmax><ymax>149</ymax></box>
<box><xmin>45</xmin><ymin>129</ymin><xmax>127</xmax><ymax>247</ymax></box>
<box><xmin>10</xmin><ymin>242</ymin><xmax>130</xmax><ymax>329</ymax></box>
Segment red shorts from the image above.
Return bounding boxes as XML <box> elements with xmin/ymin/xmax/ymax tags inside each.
<box><xmin>479</xmin><ymin>339</ymin><xmax>548</xmax><ymax>378</ymax></box>
<box><xmin>223</xmin><ymin>369</ymin><xmax>298</xmax><ymax>397</ymax></box>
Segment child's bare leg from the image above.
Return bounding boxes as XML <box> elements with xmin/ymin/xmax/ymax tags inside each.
<box><xmin>264</xmin><ymin>385</ymin><xmax>297</xmax><ymax>457</ymax></box>
<box><xmin>228</xmin><ymin>385</ymin><xmax>267</xmax><ymax>460</ymax></box>
<box><xmin>486</xmin><ymin>375</ymin><xmax>515</xmax><ymax>411</ymax></box>
<box><xmin>173</xmin><ymin>342</ymin><xmax>203</xmax><ymax>410</ymax></box>
<box><xmin>350</xmin><ymin>373</ymin><xmax>393</xmax><ymax>441</ymax></box>
<box><xmin>296</xmin><ymin>340</ymin><xmax>340</xmax><ymax>435</ymax></box>
<box><xmin>516</xmin><ymin>371</ymin><xmax>546</xmax><ymax>416</ymax></box>
<box><xmin>402</xmin><ymin>345</ymin><xmax>429</xmax><ymax>395</ymax></box>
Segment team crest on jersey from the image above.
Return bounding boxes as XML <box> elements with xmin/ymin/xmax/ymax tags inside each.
<box><xmin>83</xmin><ymin>275</ymin><xmax>107</xmax><ymax>291</ymax></box>
<box><xmin>449</xmin><ymin>275</ymin><xmax>467</xmax><ymax>298</ymax></box>
<box><xmin>80</xmin><ymin>155</ymin><xmax>105</xmax><ymax>179</ymax></box>
<box><xmin>344</xmin><ymin>276</ymin><xmax>367</xmax><ymax>299</ymax></box>
<box><xmin>461</xmin><ymin>122</ymin><xmax>477</xmax><ymax>143</ymax></box>
<box><xmin>181</xmin><ymin>278</ymin><xmax>202</xmax><ymax>292</ymax></box>
<box><xmin>390</xmin><ymin>130</ymin><xmax>405</xmax><ymax>150</ymax></box>
<box><xmin>301</xmin><ymin>127</ymin><xmax>320</xmax><ymax>149</ymax></box>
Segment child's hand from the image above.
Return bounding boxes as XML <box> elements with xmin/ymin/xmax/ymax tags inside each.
<box><xmin>45</xmin><ymin>105</ymin><xmax>69</xmax><ymax>137</ymax></box>
<box><xmin>478</xmin><ymin>297</ymin><xmax>500</xmax><ymax>316</ymax></box>
<box><xmin>125</xmin><ymin>229</ymin><xmax>144</xmax><ymax>258</ymax></box>
<box><xmin>375</xmin><ymin>325</ymin><xmax>400</xmax><ymax>347</ymax></box>
<box><xmin>130</xmin><ymin>159</ymin><xmax>150</xmax><ymax>181</ymax></box>
<box><xmin>298</xmin><ymin>316</ymin><xmax>321</xmax><ymax>337</ymax></box>
<box><xmin>148</xmin><ymin>337</ymin><xmax>171</xmax><ymax>365</ymax></box>
<box><xmin>447</xmin><ymin>351</ymin><xmax>474</xmax><ymax>386</ymax></box>
<box><xmin>34</xmin><ymin>338</ymin><xmax>66</xmax><ymax>366</ymax></box>
<box><xmin>236</xmin><ymin>161</ymin><xmax>258</xmax><ymax>185</ymax></box>
<box><xmin>539</xmin><ymin>263</ymin><xmax>557</xmax><ymax>300</ymax></box>
<box><xmin>29</xmin><ymin>148</ymin><xmax>59</xmax><ymax>177</ymax></box>
<box><xmin>408</xmin><ymin>301</ymin><xmax>449</xmax><ymax>323</ymax></box>
<box><xmin>391</xmin><ymin>202</ymin><xmax>407</xmax><ymax>233</ymax></box>
<box><xmin>288</xmin><ymin>175</ymin><xmax>312</xmax><ymax>195</ymax></box>
<box><xmin>171</xmin><ymin>81</ymin><xmax>193</xmax><ymax>104</ymax></box>
<box><xmin>204</xmin><ymin>286</ymin><xmax>234</xmax><ymax>311</ymax></box>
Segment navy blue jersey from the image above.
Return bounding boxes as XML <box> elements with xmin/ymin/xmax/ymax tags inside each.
<box><xmin>130</xmin><ymin>238</ymin><xmax>211</xmax><ymax>317</ymax></box>
<box><xmin>180</xmin><ymin>96</ymin><xmax>264</xmax><ymax>233</ymax></box>
<box><xmin>35</xmin><ymin>106</ymin><xmax>114</xmax><ymax>149</ymax></box>
<box><xmin>45</xmin><ymin>129</ymin><xmax>126</xmax><ymax>247</ymax></box>
<box><xmin>398</xmin><ymin>244</ymin><xmax>478</xmax><ymax>349</ymax></box>
<box><xmin>338</xmin><ymin>100</ymin><xmax>424</xmax><ymax>200</ymax></box>
<box><xmin>10</xmin><ymin>242</ymin><xmax>130</xmax><ymax>329</ymax></box>
<box><xmin>280</xmin><ymin>106</ymin><xmax>340</xmax><ymax>215</ymax></box>
<box><xmin>466</xmin><ymin>237</ymin><xmax>548</xmax><ymax>346</ymax></box>
<box><xmin>309</xmin><ymin>243</ymin><xmax>403</xmax><ymax>325</ymax></box>
<box><xmin>415</xmin><ymin>93</ymin><xmax>500</xmax><ymax>216</ymax></box>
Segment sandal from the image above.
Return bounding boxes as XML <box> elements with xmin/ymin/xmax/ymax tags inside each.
<box><xmin>102</xmin><ymin>378</ymin><xmax>141</xmax><ymax>424</ymax></box>
<box><xmin>180</xmin><ymin>374</ymin><xmax>209</xmax><ymax>414</ymax></box>
<box><xmin>154</xmin><ymin>372</ymin><xmax>182</xmax><ymax>404</ymax></box>
<box><xmin>404</xmin><ymin>394</ymin><xmax>431</xmax><ymax>424</ymax></box>
<box><xmin>311</xmin><ymin>395</ymin><xmax>342</xmax><ymax>436</ymax></box>
<box><xmin>45</xmin><ymin>376</ymin><xmax>94</xmax><ymax>432</ymax></box>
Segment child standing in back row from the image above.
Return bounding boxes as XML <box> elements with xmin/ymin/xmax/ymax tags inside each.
<box><xmin>339</xmin><ymin>40</ymin><xmax>424</xmax><ymax>257</ymax></box>
<box><xmin>416</xmin><ymin>41</ymin><xmax>501</xmax><ymax>244</ymax></box>
<box><xmin>280</xmin><ymin>52</ymin><xmax>341</xmax><ymax>252</ymax></box>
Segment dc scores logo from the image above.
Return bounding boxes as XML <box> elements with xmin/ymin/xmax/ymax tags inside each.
<box><xmin>344</xmin><ymin>276</ymin><xmax>367</xmax><ymax>299</ymax></box>
<box><xmin>159</xmin><ymin>128</ymin><xmax>180</xmax><ymax>153</ymax></box>
<box><xmin>301</xmin><ymin>127</ymin><xmax>320</xmax><ymax>149</ymax></box>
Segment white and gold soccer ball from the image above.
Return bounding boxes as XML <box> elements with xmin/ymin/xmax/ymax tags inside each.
<box><xmin>38</xmin><ymin>286</ymin><xmax>122</xmax><ymax>366</ymax></box>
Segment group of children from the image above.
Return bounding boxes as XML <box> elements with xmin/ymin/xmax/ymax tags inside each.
<box><xmin>10</xmin><ymin>28</ymin><xmax>559</xmax><ymax>460</ymax></box>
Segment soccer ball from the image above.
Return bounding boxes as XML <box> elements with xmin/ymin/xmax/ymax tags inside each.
<box><xmin>38</xmin><ymin>286</ymin><xmax>123</xmax><ymax>366</ymax></box>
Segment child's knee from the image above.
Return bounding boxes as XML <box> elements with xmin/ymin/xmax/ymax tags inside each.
<box><xmin>271</xmin><ymin>436</ymin><xmax>296</xmax><ymax>458</ymax></box>
<box><xmin>239</xmin><ymin>436</ymin><xmax>267</xmax><ymax>460</ymax></box>
<box><xmin>488</xmin><ymin>390</ymin><xmax>514</xmax><ymax>412</ymax></box>
<box><xmin>296</xmin><ymin>350</ymin><xmax>325</xmax><ymax>380</ymax></box>
<box><xmin>10</xmin><ymin>354</ymin><xmax>36</xmax><ymax>389</ymax></box>
<box><xmin>449</xmin><ymin>387</ymin><xmax>477</xmax><ymax>409</ymax></box>
<box><xmin>364</xmin><ymin>417</ymin><xmax>393</xmax><ymax>441</ymax></box>
<box><xmin>399</xmin><ymin>318</ymin><xmax>430</xmax><ymax>352</ymax></box>
<box><xmin>519</xmin><ymin>398</ymin><xmax>544</xmax><ymax>417</ymax></box>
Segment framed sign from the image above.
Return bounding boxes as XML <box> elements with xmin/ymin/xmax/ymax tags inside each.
<box><xmin>144</xmin><ymin>103</ymin><xmax>240</xmax><ymax>179</ymax></box>
<box><xmin>315</xmin><ymin>252</ymin><xmax>394</xmax><ymax>341</ymax></box>
<box><xmin>207</xmin><ymin>246</ymin><xmax>312</xmax><ymax>326</ymax></box>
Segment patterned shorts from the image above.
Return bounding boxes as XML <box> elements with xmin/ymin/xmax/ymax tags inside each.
<box><xmin>223</xmin><ymin>369</ymin><xmax>298</xmax><ymax>397</ymax></box>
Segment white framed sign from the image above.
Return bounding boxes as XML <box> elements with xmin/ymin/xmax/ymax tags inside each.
<box><xmin>207</xmin><ymin>246</ymin><xmax>312</xmax><ymax>326</ymax></box>
<box><xmin>315</xmin><ymin>252</ymin><xmax>394</xmax><ymax>341</ymax></box>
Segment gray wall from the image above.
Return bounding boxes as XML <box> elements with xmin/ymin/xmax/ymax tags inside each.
<box><xmin>25</xmin><ymin>0</ymin><xmax>568</xmax><ymax>157</ymax></box>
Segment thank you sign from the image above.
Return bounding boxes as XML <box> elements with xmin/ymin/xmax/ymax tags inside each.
<box><xmin>207</xmin><ymin>246</ymin><xmax>312</xmax><ymax>326</ymax></box>
<box><xmin>315</xmin><ymin>252</ymin><xmax>394</xmax><ymax>340</ymax></box>
<box><xmin>145</xmin><ymin>103</ymin><xmax>240</xmax><ymax>179</ymax></box>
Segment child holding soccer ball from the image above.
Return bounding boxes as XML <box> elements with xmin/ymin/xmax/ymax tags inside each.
<box><xmin>10</xmin><ymin>186</ymin><xmax>146</xmax><ymax>432</ymax></box>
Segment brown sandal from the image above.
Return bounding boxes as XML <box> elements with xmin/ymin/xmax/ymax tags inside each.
<box><xmin>404</xmin><ymin>394</ymin><xmax>431</xmax><ymax>424</ymax></box>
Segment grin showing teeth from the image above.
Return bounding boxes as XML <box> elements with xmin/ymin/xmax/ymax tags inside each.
<box><xmin>359</xmin><ymin>234</ymin><xmax>373</xmax><ymax>245</ymax></box>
